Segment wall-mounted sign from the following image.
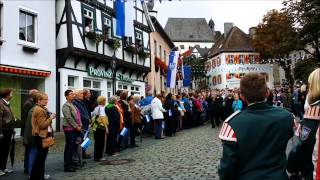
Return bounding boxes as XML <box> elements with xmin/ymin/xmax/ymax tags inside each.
<box><xmin>88</xmin><ymin>67</ymin><xmax>112</xmax><ymax>79</ymax></box>
<box><xmin>88</xmin><ymin>67</ymin><xmax>133</xmax><ymax>83</ymax></box>
<box><xmin>116</xmin><ymin>73</ymin><xmax>133</xmax><ymax>83</ymax></box>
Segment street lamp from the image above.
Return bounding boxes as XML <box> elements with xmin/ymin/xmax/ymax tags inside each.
<box><xmin>111</xmin><ymin>51</ymin><xmax>117</xmax><ymax>95</ymax></box>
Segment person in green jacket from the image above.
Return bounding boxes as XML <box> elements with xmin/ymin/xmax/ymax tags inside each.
<box><xmin>218</xmin><ymin>73</ymin><xmax>294</xmax><ymax>180</ymax></box>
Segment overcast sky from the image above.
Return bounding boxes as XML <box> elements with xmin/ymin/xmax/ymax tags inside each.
<box><xmin>151</xmin><ymin>0</ymin><xmax>284</xmax><ymax>34</ymax></box>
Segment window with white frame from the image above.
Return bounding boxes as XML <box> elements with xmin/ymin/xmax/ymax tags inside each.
<box><xmin>118</xmin><ymin>84</ymin><xmax>129</xmax><ymax>91</ymax></box>
<box><xmin>107</xmin><ymin>81</ymin><xmax>112</xmax><ymax>98</ymax></box>
<box><xmin>68</xmin><ymin>76</ymin><xmax>76</xmax><ymax>89</ymax></box>
<box><xmin>83</xmin><ymin>79</ymin><xmax>101</xmax><ymax>95</ymax></box>
<box><xmin>103</xmin><ymin>16</ymin><xmax>111</xmax><ymax>40</ymax></box>
<box><xmin>131</xmin><ymin>85</ymin><xmax>140</xmax><ymax>95</ymax></box>
<box><xmin>83</xmin><ymin>8</ymin><xmax>94</xmax><ymax>33</ymax></box>
<box><xmin>180</xmin><ymin>45</ymin><xmax>184</xmax><ymax>50</ymax></box>
<box><xmin>19</xmin><ymin>10</ymin><xmax>36</xmax><ymax>43</ymax></box>
<box><xmin>135</xmin><ymin>31</ymin><xmax>142</xmax><ymax>48</ymax></box>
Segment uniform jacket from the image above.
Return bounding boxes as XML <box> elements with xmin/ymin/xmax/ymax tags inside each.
<box><xmin>0</xmin><ymin>98</ymin><xmax>15</xmax><ymax>131</ymax></box>
<box><xmin>151</xmin><ymin>97</ymin><xmax>166</xmax><ymax>120</ymax></box>
<box><xmin>219</xmin><ymin>102</ymin><xmax>294</xmax><ymax>180</ymax></box>
<box><xmin>287</xmin><ymin>100</ymin><xmax>320</xmax><ymax>179</ymax></box>
<box><xmin>31</xmin><ymin>105</ymin><xmax>52</xmax><ymax>138</ymax></box>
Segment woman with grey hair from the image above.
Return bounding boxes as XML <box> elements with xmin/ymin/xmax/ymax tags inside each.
<box><xmin>105</xmin><ymin>96</ymin><xmax>121</xmax><ymax>156</ymax></box>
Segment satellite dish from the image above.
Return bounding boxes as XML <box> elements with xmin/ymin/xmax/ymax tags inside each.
<box><xmin>146</xmin><ymin>0</ymin><xmax>154</xmax><ymax>11</ymax></box>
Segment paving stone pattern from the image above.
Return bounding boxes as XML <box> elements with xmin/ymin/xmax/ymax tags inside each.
<box><xmin>1</xmin><ymin>125</ymin><xmax>222</xmax><ymax>180</ymax></box>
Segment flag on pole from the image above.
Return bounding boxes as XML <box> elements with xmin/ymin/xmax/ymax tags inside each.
<box><xmin>166</xmin><ymin>51</ymin><xmax>179</xmax><ymax>88</ymax></box>
<box><xmin>115</xmin><ymin>0</ymin><xmax>135</xmax><ymax>37</ymax></box>
<box><xmin>183</xmin><ymin>65</ymin><xmax>192</xmax><ymax>87</ymax></box>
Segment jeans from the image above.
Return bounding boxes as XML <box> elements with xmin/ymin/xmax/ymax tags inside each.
<box><xmin>24</xmin><ymin>144</ymin><xmax>31</xmax><ymax>173</ymax></box>
<box><xmin>64</xmin><ymin>130</ymin><xmax>77</xmax><ymax>168</ymax></box>
<box><xmin>28</xmin><ymin>146</ymin><xmax>38</xmax><ymax>175</ymax></box>
<box><xmin>154</xmin><ymin>119</ymin><xmax>163</xmax><ymax>138</ymax></box>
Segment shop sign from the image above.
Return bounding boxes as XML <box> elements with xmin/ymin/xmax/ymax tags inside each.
<box><xmin>88</xmin><ymin>67</ymin><xmax>112</xmax><ymax>79</ymax></box>
<box><xmin>88</xmin><ymin>67</ymin><xmax>133</xmax><ymax>83</ymax></box>
<box><xmin>116</xmin><ymin>73</ymin><xmax>133</xmax><ymax>83</ymax></box>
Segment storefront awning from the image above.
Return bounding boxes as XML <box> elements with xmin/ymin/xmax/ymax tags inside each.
<box><xmin>0</xmin><ymin>65</ymin><xmax>51</xmax><ymax>78</ymax></box>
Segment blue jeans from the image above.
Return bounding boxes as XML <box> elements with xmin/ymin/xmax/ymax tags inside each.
<box><xmin>24</xmin><ymin>145</ymin><xmax>31</xmax><ymax>173</ymax></box>
<box><xmin>154</xmin><ymin>119</ymin><xmax>163</xmax><ymax>138</ymax></box>
<box><xmin>28</xmin><ymin>146</ymin><xmax>38</xmax><ymax>175</ymax></box>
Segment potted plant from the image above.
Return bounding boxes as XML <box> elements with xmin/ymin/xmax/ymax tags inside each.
<box><xmin>138</xmin><ymin>47</ymin><xmax>149</xmax><ymax>59</ymax></box>
<box><xmin>86</xmin><ymin>31</ymin><xmax>104</xmax><ymax>45</ymax></box>
<box><xmin>105</xmin><ymin>37</ymin><xmax>121</xmax><ymax>50</ymax></box>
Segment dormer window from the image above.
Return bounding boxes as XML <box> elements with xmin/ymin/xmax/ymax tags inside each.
<box><xmin>103</xmin><ymin>16</ymin><xmax>111</xmax><ymax>40</ymax></box>
<box><xmin>84</xmin><ymin>9</ymin><xmax>93</xmax><ymax>33</ymax></box>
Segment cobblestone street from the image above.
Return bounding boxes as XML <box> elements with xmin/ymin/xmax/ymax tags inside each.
<box><xmin>1</xmin><ymin>125</ymin><xmax>222</xmax><ymax>180</ymax></box>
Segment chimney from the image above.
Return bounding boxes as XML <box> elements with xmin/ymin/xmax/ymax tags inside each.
<box><xmin>224</xmin><ymin>22</ymin><xmax>233</xmax><ymax>38</ymax></box>
<box><xmin>249</xmin><ymin>27</ymin><xmax>256</xmax><ymax>39</ymax></box>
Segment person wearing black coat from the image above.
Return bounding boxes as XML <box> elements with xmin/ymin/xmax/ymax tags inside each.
<box><xmin>224</xmin><ymin>94</ymin><xmax>234</xmax><ymax>119</ymax></box>
<box><xmin>105</xmin><ymin>96</ymin><xmax>120</xmax><ymax>156</ymax></box>
<box><xmin>214</xmin><ymin>94</ymin><xmax>223</xmax><ymax>126</ymax></box>
<box><xmin>164</xmin><ymin>93</ymin><xmax>175</xmax><ymax>136</ymax></box>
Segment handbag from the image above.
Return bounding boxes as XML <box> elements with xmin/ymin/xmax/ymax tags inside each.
<box><xmin>42</xmin><ymin>136</ymin><xmax>55</xmax><ymax>148</ymax></box>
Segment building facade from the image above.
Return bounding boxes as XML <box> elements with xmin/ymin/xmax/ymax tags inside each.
<box><xmin>0</xmin><ymin>0</ymin><xmax>56</xmax><ymax>130</ymax></box>
<box><xmin>56</xmin><ymin>0</ymin><xmax>152</xmax><ymax>128</ymax></box>
<box><xmin>206</xmin><ymin>24</ymin><xmax>274</xmax><ymax>89</ymax></box>
<box><xmin>149</xmin><ymin>16</ymin><xmax>175</xmax><ymax>95</ymax></box>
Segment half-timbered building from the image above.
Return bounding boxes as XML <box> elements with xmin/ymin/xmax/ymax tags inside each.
<box><xmin>56</xmin><ymin>0</ymin><xmax>152</xmax><ymax>125</ymax></box>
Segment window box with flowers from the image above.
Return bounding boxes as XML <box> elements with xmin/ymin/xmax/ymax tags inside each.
<box><xmin>124</xmin><ymin>44</ymin><xmax>138</xmax><ymax>54</ymax></box>
<box><xmin>104</xmin><ymin>37</ymin><xmax>121</xmax><ymax>50</ymax></box>
<box><xmin>85</xmin><ymin>31</ymin><xmax>104</xmax><ymax>45</ymax></box>
<box><xmin>138</xmin><ymin>47</ymin><xmax>149</xmax><ymax>59</ymax></box>
<box><xmin>155</xmin><ymin>57</ymin><xmax>168</xmax><ymax>75</ymax></box>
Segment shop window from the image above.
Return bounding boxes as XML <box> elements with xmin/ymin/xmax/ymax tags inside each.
<box><xmin>131</xmin><ymin>85</ymin><xmax>140</xmax><ymax>95</ymax></box>
<box><xmin>107</xmin><ymin>81</ymin><xmax>112</xmax><ymax>98</ymax></box>
<box><xmin>180</xmin><ymin>45</ymin><xmax>184</xmax><ymax>50</ymax></box>
<box><xmin>103</xmin><ymin>16</ymin><xmax>112</xmax><ymax>40</ymax></box>
<box><xmin>84</xmin><ymin>8</ymin><xmax>94</xmax><ymax>33</ymax></box>
<box><xmin>107</xmin><ymin>82</ymin><xmax>112</xmax><ymax>88</ymax></box>
<box><xmin>68</xmin><ymin>76</ymin><xmax>75</xmax><ymax>89</ymax></box>
<box><xmin>83</xmin><ymin>79</ymin><xmax>91</xmax><ymax>88</ymax></box>
<box><xmin>131</xmin><ymin>86</ymin><xmax>134</xmax><ymax>91</ymax></box>
<box><xmin>19</xmin><ymin>10</ymin><xmax>36</xmax><ymax>43</ymax></box>
<box><xmin>83</xmin><ymin>79</ymin><xmax>101</xmax><ymax>96</ymax></box>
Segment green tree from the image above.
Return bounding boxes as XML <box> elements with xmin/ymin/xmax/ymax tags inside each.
<box><xmin>293</xmin><ymin>59</ymin><xmax>318</xmax><ymax>82</ymax></box>
<box><xmin>252</xmin><ymin>9</ymin><xmax>298</xmax><ymax>85</ymax></box>
<box><xmin>283</xmin><ymin>0</ymin><xmax>320</xmax><ymax>62</ymax></box>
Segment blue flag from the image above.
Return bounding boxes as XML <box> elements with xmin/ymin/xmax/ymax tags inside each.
<box><xmin>116</xmin><ymin>0</ymin><xmax>125</xmax><ymax>37</ymax></box>
<box><xmin>183</xmin><ymin>65</ymin><xmax>192</xmax><ymax>87</ymax></box>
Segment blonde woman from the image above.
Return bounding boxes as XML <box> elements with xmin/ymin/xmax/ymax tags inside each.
<box><xmin>91</xmin><ymin>96</ymin><xmax>109</xmax><ymax>161</ymax></box>
<box><xmin>30</xmin><ymin>92</ymin><xmax>56</xmax><ymax>179</ymax></box>
<box><xmin>287</xmin><ymin>68</ymin><xmax>320</xmax><ymax>179</ymax></box>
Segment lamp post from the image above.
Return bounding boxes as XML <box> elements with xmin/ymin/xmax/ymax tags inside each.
<box><xmin>111</xmin><ymin>51</ymin><xmax>117</xmax><ymax>95</ymax></box>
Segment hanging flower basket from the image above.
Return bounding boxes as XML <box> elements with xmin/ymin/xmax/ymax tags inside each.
<box><xmin>155</xmin><ymin>57</ymin><xmax>168</xmax><ymax>74</ymax></box>
<box><xmin>86</xmin><ymin>31</ymin><xmax>104</xmax><ymax>45</ymax></box>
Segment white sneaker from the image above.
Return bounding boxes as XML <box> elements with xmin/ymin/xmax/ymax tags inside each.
<box><xmin>4</xmin><ymin>169</ymin><xmax>13</xmax><ymax>173</ymax></box>
<box><xmin>0</xmin><ymin>170</ymin><xmax>5</xmax><ymax>176</ymax></box>
<box><xmin>44</xmin><ymin>173</ymin><xmax>50</xmax><ymax>179</ymax></box>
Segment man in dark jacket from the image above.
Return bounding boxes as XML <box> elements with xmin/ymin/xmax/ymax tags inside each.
<box><xmin>73</xmin><ymin>90</ymin><xmax>91</xmax><ymax>158</ymax></box>
<box><xmin>105</xmin><ymin>96</ymin><xmax>120</xmax><ymax>155</ymax></box>
<box><xmin>21</xmin><ymin>89</ymin><xmax>38</xmax><ymax>174</ymax></box>
<box><xmin>218</xmin><ymin>73</ymin><xmax>294</xmax><ymax>180</ymax></box>
<box><xmin>118</xmin><ymin>91</ymin><xmax>131</xmax><ymax>148</ymax></box>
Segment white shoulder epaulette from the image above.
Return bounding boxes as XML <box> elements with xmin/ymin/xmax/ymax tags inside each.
<box><xmin>224</xmin><ymin>110</ymin><xmax>241</xmax><ymax>123</ymax></box>
<box><xmin>304</xmin><ymin>105</ymin><xmax>320</xmax><ymax>120</ymax></box>
<box><xmin>219</xmin><ymin>123</ymin><xmax>237</xmax><ymax>142</ymax></box>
